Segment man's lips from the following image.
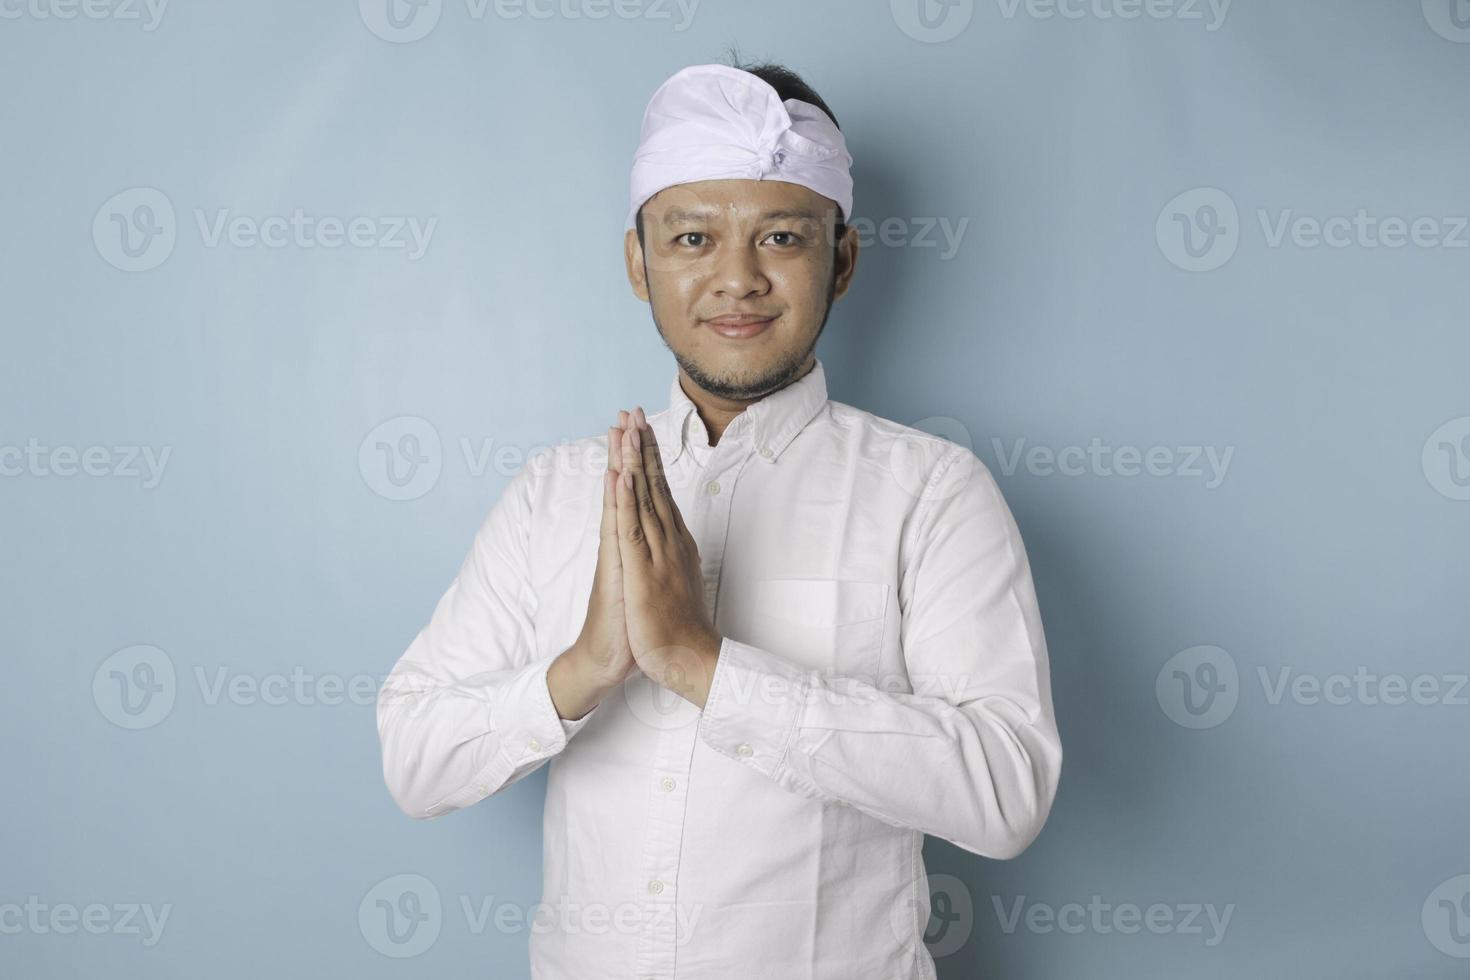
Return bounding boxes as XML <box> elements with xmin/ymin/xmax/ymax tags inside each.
<box><xmin>702</xmin><ymin>314</ymin><xmax>776</xmax><ymax>339</ymax></box>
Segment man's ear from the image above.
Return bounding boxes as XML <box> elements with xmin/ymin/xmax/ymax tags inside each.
<box><xmin>624</xmin><ymin>227</ymin><xmax>650</xmax><ymax>302</ymax></box>
<box><xmin>831</xmin><ymin>223</ymin><xmax>860</xmax><ymax>302</ymax></box>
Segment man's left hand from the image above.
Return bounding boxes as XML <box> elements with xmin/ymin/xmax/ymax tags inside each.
<box><xmin>613</xmin><ymin>405</ymin><xmax>722</xmax><ymax>707</ymax></box>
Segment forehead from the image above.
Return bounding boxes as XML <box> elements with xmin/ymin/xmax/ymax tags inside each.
<box><xmin>643</xmin><ymin>178</ymin><xmax>838</xmax><ymax>225</ymax></box>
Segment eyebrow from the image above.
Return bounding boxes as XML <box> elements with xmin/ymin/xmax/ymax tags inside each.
<box><xmin>657</xmin><ymin>206</ymin><xmax>824</xmax><ymax>225</ymax></box>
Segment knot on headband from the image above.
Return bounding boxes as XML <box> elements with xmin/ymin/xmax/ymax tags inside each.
<box><xmin>626</xmin><ymin>64</ymin><xmax>854</xmax><ymax>231</ymax></box>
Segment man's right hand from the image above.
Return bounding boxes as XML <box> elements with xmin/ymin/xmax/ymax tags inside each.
<box><xmin>548</xmin><ymin>414</ymin><xmax>640</xmax><ymax>720</ymax></box>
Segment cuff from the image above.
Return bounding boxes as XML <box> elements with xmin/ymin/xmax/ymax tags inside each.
<box><xmin>695</xmin><ymin>636</ymin><xmax>811</xmax><ymax>780</ymax></box>
<box><xmin>440</xmin><ymin>656</ymin><xmax>593</xmax><ymax>810</ymax></box>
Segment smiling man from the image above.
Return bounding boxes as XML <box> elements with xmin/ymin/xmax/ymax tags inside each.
<box><xmin>377</xmin><ymin>61</ymin><xmax>1062</xmax><ymax>978</ymax></box>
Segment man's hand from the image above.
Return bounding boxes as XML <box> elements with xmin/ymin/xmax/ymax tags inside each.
<box><xmin>614</xmin><ymin>405</ymin><xmax>723</xmax><ymax>707</ymax></box>
<box><xmin>548</xmin><ymin>415</ymin><xmax>641</xmax><ymax>720</ymax></box>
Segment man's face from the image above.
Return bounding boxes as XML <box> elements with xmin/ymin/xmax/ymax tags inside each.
<box><xmin>624</xmin><ymin>178</ymin><xmax>859</xmax><ymax>401</ymax></box>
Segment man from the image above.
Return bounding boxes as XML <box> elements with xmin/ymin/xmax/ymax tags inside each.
<box><xmin>377</xmin><ymin>60</ymin><xmax>1062</xmax><ymax>979</ymax></box>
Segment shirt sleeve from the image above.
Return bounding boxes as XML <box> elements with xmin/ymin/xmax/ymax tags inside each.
<box><xmin>376</xmin><ymin>458</ymin><xmax>598</xmax><ymax>819</ymax></box>
<box><xmin>694</xmin><ymin>445</ymin><xmax>1062</xmax><ymax>860</ymax></box>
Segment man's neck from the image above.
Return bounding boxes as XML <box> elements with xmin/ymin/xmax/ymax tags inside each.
<box><xmin>679</xmin><ymin>353</ymin><xmax>815</xmax><ymax>446</ymax></box>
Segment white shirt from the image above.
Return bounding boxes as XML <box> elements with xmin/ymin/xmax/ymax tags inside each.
<box><xmin>376</xmin><ymin>358</ymin><xmax>1062</xmax><ymax>979</ymax></box>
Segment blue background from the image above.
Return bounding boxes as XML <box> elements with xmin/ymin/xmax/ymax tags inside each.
<box><xmin>2</xmin><ymin>0</ymin><xmax>1467</xmax><ymax>976</ymax></box>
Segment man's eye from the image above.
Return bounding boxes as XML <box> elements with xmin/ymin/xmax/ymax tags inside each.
<box><xmin>675</xmin><ymin>232</ymin><xmax>707</xmax><ymax>247</ymax></box>
<box><xmin>765</xmin><ymin>231</ymin><xmax>802</xmax><ymax>247</ymax></box>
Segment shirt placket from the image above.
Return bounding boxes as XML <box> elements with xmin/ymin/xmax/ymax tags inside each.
<box><xmin>630</xmin><ymin>424</ymin><xmax>750</xmax><ymax>979</ymax></box>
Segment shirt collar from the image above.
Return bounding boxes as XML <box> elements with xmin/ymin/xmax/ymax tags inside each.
<box><xmin>652</xmin><ymin>358</ymin><xmax>829</xmax><ymax>467</ymax></box>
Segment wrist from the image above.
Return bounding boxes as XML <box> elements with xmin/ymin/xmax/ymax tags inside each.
<box><xmin>649</xmin><ymin>629</ymin><xmax>722</xmax><ymax>708</ymax></box>
<box><xmin>551</xmin><ymin>642</ymin><xmax>621</xmax><ymax>720</ymax></box>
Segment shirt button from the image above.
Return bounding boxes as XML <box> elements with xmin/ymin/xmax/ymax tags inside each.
<box><xmin>527</xmin><ymin>738</ymin><xmax>541</xmax><ymax>751</ymax></box>
<box><xmin>759</xmin><ymin>446</ymin><xmax>773</xmax><ymax>458</ymax></box>
<box><xmin>705</xmin><ymin>480</ymin><xmax>720</xmax><ymax>495</ymax></box>
<box><xmin>661</xmin><ymin>776</ymin><xmax>676</xmax><ymax>792</ymax></box>
<box><xmin>735</xmin><ymin>742</ymin><xmax>753</xmax><ymax>758</ymax></box>
<box><xmin>647</xmin><ymin>879</ymin><xmax>664</xmax><ymax>895</ymax></box>
<box><xmin>475</xmin><ymin>783</ymin><xmax>489</xmax><ymax>794</ymax></box>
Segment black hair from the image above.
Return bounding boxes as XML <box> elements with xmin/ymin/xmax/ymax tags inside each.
<box><xmin>635</xmin><ymin>54</ymin><xmax>847</xmax><ymax>249</ymax></box>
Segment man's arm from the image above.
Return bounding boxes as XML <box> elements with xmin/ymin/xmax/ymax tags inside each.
<box><xmin>695</xmin><ymin>445</ymin><xmax>1063</xmax><ymax>860</ymax></box>
<box><xmin>376</xmin><ymin>455</ymin><xmax>606</xmax><ymax>820</ymax></box>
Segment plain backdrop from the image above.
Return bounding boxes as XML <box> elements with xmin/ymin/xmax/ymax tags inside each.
<box><xmin>2</xmin><ymin>1</ymin><xmax>1468</xmax><ymax>977</ymax></box>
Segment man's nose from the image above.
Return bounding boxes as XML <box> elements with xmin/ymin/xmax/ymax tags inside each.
<box><xmin>711</xmin><ymin>243</ymin><xmax>769</xmax><ymax>298</ymax></box>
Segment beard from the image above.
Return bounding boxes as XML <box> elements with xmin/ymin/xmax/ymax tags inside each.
<box><xmin>648</xmin><ymin>271</ymin><xmax>837</xmax><ymax>402</ymax></box>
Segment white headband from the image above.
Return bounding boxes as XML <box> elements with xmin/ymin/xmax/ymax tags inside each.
<box><xmin>626</xmin><ymin>64</ymin><xmax>854</xmax><ymax>231</ymax></box>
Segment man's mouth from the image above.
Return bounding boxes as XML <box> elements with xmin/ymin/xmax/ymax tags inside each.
<box><xmin>703</xmin><ymin>313</ymin><xmax>777</xmax><ymax>339</ymax></box>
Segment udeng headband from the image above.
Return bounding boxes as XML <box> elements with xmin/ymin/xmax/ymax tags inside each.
<box><xmin>626</xmin><ymin>64</ymin><xmax>854</xmax><ymax>231</ymax></box>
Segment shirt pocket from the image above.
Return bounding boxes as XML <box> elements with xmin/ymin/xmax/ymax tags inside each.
<box><xmin>750</xmin><ymin>577</ymin><xmax>889</xmax><ymax>682</ymax></box>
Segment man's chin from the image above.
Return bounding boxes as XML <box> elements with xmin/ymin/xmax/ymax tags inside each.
<box><xmin>675</xmin><ymin>345</ymin><xmax>812</xmax><ymax>402</ymax></box>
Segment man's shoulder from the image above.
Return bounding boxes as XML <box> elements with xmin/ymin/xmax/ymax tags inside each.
<box><xmin>822</xmin><ymin>398</ymin><xmax>980</xmax><ymax>471</ymax></box>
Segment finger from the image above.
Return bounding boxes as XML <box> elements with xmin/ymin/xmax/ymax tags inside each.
<box><xmin>622</xmin><ymin>416</ymin><xmax>667</xmax><ymax>559</ymax></box>
<box><xmin>615</xmin><ymin>446</ymin><xmax>651</xmax><ymax>564</ymax></box>
<box><xmin>598</xmin><ymin>468</ymin><xmax>621</xmax><ymax>574</ymax></box>
<box><xmin>607</xmin><ymin>425</ymin><xmax>622</xmax><ymax>475</ymax></box>
<box><xmin>634</xmin><ymin>406</ymin><xmax>689</xmax><ymax>542</ymax></box>
<box><xmin>629</xmin><ymin>408</ymin><xmax>679</xmax><ymax>540</ymax></box>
